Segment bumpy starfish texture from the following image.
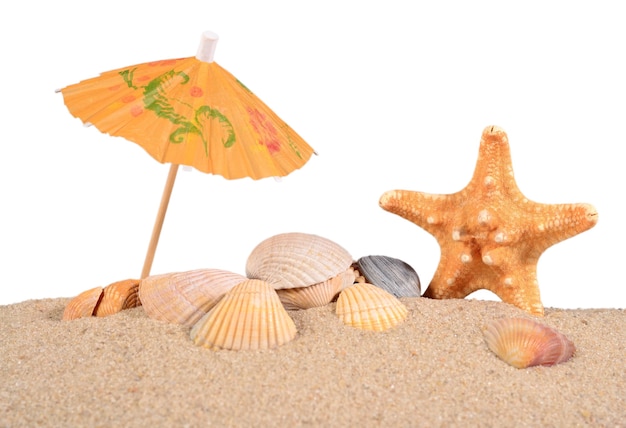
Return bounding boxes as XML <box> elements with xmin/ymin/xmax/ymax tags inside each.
<box><xmin>379</xmin><ymin>126</ymin><xmax>598</xmax><ymax>316</ymax></box>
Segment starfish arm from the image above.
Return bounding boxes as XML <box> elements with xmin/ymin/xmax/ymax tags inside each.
<box><xmin>423</xmin><ymin>244</ymin><xmax>476</xmax><ymax>299</ymax></box>
<box><xmin>379</xmin><ymin>190</ymin><xmax>456</xmax><ymax>238</ymax></box>
<box><xmin>422</xmin><ymin>259</ymin><xmax>484</xmax><ymax>299</ymax></box>
<box><xmin>528</xmin><ymin>203</ymin><xmax>598</xmax><ymax>252</ymax></box>
<box><xmin>468</xmin><ymin>126</ymin><xmax>518</xmax><ymax>193</ymax></box>
<box><xmin>485</xmin><ymin>257</ymin><xmax>544</xmax><ymax>316</ymax></box>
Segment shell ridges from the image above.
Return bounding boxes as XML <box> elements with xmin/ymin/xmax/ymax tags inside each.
<box><xmin>95</xmin><ymin>279</ymin><xmax>141</xmax><ymax>317</ymax></box>
<box><xmin>62</xmin><ymin>286</ymin><xmax>104</xmax><ymax>320</ymax></box>
<box><xmin>246</xmin><ymin>232</ymin><xmax>353</xmax><ymax>289</ymax></box>
<box><xmin>190</xmin><ymin>279</ymin><xmax>297</xmax><ymax>351</ymax></box>
<box><xmin>277</xmin><ymin>267</ymin><xmax>355</xmax><ymax>310</ymax></box>
<box><xmin>483</xmin><ymin>317</ymin><xmax>576</xmax><ymax>368</ymax></box>
<box><xmin>336</xmin><ymin>282</ymin><xmax>408</xmax><ymax>331</ymax></box>
<box><xmin>355</xmin><ymin>255</ymin><xmax>421</xmax><ymax>297</ymax></box>
<box><xmin>139</xmin><ymin>268</ymin><xmax>247</xmax><ymax>327</ymax></box>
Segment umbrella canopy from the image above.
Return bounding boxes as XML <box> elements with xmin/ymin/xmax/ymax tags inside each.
<box><xmin>61</xmin><ymin>31</ymin><xmax>314</xmax><ymax>180</ymax></box>
<box><xmin>59</xmin><ymin>31</ymin><xmax>315</xmax><ymax>278</ymax></box>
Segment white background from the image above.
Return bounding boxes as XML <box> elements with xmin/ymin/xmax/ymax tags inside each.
<box><xmin>1</xmin><ymin>1</ymin><xmax>624</xmax><ymax>309</ymax></box>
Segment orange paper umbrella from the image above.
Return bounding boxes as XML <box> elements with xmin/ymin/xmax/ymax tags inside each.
<box><xmin>59</xmin><ymin>31</ymin><xmax>315</xmax><ymax>278</ymax></box>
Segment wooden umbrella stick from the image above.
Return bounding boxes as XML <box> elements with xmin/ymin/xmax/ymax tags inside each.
<box><xmin>141</xmin><ymin>163</ymin><xmax>180</xmax><ymax>279</ymax></box>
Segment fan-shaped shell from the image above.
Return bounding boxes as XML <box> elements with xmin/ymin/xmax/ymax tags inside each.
<box><xmin>139</xmin><ymin>268</ymin><xmax>247</xmax><ymax>327</ymax></box>
<box><xmin>483</xmin><ymin>317</ymin><xmax>576</xmax><ymax>368</ymax></box>
<box><xmin>355</xmin><ymin>255</ymin><xmax>420</xmax><ymax>298</ymax></box>
<box><xmin>245</xmin><ymin>232</ymin><xmax>352</xmax><ymax>290</ymax></box>
<box><xmin>190</xmin><ymin>279</ymin><xmax>297</xmax><ymax>351</ymax></box>
<box><xmin>62</xmin><ymin>286</ymin><xmax>104</xmax><ymax>320</ymax></box>
<box><xmin>277</xmin><ymin>267</ymin><xmax>355</xmax><ymax>310</ymax></box>
<box><xmin>336</xmin><ymin>282</ymin><xmax>408</xmax><ymax>331</ymax></box>
<box><xmin>95</xmin><ymin>279</ymin><xmax>141</xmax><ymax>317</ymax></box>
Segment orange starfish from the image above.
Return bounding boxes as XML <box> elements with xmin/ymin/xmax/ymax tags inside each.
<box><xmin>379</xmin><ymin>126</ymin><xmax>598</xmax><ymax>316</ymax></box>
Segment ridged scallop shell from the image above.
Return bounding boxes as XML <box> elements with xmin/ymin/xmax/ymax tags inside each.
<box><xmin>62</xmin><ymin>286</ymin><xmax>104</xmax><ymax>320</ymax></box>
<box><xmin>277</xmin><ymin>267</ymin><xmax>355</xmax><ymax>310</ymax></box>
<box><xmin>483</xmin><ymin>317</ymin><xmax>576</xmax><ymax>368</ymax></box>
<box><xmin>246</xmin><ymin>232</ymin><xmax>352</xmax><ymax>290</ymax></box>
<box><xmin>336</xmin><ymin>282</ymin><xmax>408</xmax><ymax>331</ymax></box>
<box><xmin>190</xmin><ymin>279</ymin><xmax>297</xmax><ymax>351</ymax></box>
<box><xmin>354</xmin><ymin>255</ymin><xmax>421</xmax><ymax>298</ymax></box>
<box><xmin>95</xmin><ymin>279</ymin><xmax>141</xmax><ymax>317</ymax></box>
<box><xmin>139</xmin><ymin>268</ymin><xmax>247</xmax><ymax>327</ymax></box>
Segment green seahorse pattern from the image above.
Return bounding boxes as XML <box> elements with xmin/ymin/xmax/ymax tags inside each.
<box><xmin>120</xmin><ymin>67</ymin><xmax>236</xmax><ymax>155</ymax></box>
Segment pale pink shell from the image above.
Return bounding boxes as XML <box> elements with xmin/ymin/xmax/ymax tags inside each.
<box><xmin>245</xmin><ymin>232</ymin><xmax>353</xmax><ymax>290</ymax></box>
<box><xmin>336</xmin><ymin>282</ymin><xmax>408</xmax><ymax>331</ymax></box>
<box><xmin>277</xmin><ymin>267</ymin><xmax>355</xmax><ymax>310</ymax></box>
<box><xmin>190</xmin><ymin>279</ymin><xmax>297</xmax><ymax>351</ymax></box>
<box><xmin>483</xmin><ymin>317</ymin><xmax>576</xmax><ymax>368</ymax></box>
<box><xmin>139</xmin><ymin>268</ymin><xmax>247</xmax><ymax>327</ymax></box>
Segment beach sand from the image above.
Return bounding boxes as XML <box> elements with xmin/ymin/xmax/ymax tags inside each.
<box><xmin>1</xmin><ymin>297</ymin><xmax>624</xmax><ymax>427</ymax></box>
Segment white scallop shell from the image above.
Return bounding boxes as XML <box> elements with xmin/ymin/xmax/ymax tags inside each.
<box><xmin>246</xmin><ymin>232</ymin><xmax>353</xmax><ymax>290</ymax></box>
<box><xmin>139</xmin><ymin>268</ymin><xmax>247</xmax><ymax>327</ymax></box>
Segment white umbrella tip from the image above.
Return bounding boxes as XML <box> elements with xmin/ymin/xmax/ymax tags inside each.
<box><xmin>196</xmin><ymin>31</ymin><xmax>220</xmax><ymax>63</ymax></box>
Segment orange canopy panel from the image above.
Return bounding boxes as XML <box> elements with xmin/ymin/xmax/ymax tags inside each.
<box><xmin>61</xmin><ymin>57</ymin><xmax>314</xmax><ymax>180</ymax></box>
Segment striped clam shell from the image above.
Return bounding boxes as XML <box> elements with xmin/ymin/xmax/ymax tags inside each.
<box><xmin>483</xmin><ymin>317</ymin><xmax>576</xmax><ymax>368</ymax></box>
<box><xmin>246</xmin><ymin>232</ymin><xmax>353</xmax><ymax>290</ymax></box>
<box><xmin>277</xmin><ymin>267</ymin><xmax>356</xmax><ymax>310</ymax></box>
<box><xmin>336</xmin><ymin>282</ymin><xmax>408</xmax><ymax>331</ymax></box>
<box><xmin>190</xmin><ymin>279</ymin><xmax>297</xmax><ymax>351</ymax></box>
<box><xmin>354</xmin><ymin>255</ymin><xmax>420</xmax><ymax>298</ymax></box>
<box><xmin>139</xmin><ymin>268</ymin><xmax>247</xmax><ymax>327</ymax></box>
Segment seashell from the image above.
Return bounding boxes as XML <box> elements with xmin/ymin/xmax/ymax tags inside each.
<box><xmin>95</xmin><ymin>279</ymin><xmax>141</xmax><ymax>317</ymax></box>
<box><xmin>139</xmin><ymin>268</ymin><xmax>247</xmax><ymax>327</ymax></box>
<box><xmin>338</xmin><ymin>266</ymin><xmax>357</xmax><ymax>292</ymax></box>
<box><xmin>354</xmin><ymin>255</ymin><xmax>420</xmax><ymax>298</ymax></box>
<box><xmin>246</xmin><ymin>232</ymin><xmax>352</xmax><ymax>290</ymax></box>
<box><xmin>483</xmin><ymin>317</ymin><xmax>576</xmax><ymax>368</ymax></box>
<box><xmin>336</xmin><ymin>282</ymin><xmax>408</xmax><ymax>331</ymax></box>
<box><xmin>190</xmin><ymin>279</ymin><xmax>297</xmax><ymax>351</ymax></box>
<box><xmin>62</xmin><ymin>286</ymin><xmax>104</xmax><ymax>320</ymax></box>
<box><xmin>277</xmin><ymin>267</ymin><xmax>355</xmax><ymax>310</ymax></box>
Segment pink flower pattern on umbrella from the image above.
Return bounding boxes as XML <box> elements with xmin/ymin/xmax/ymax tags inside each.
<box><xmin>247</xmin><ymin>107</ymin><xmax>280</xmax><ymax>154</ymax></box>
<box><xmin>190</xmin><ymin>86</ymin><xmax>203</xmax><ymax>97</ymax></box>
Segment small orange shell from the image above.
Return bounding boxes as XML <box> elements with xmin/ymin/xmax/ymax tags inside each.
<box><xmin>62</xmin><ymin>286</ymin><xmax>104</xmax><ymax>320</ymax></box>
<box><xmin>190</xmin><ymin>279</ymin><xmax>297</xmax><ymax>351</ymax></box>
<box><xmin>139</xmin><ymin>269</ymin><xmax>247</xmax><ymax>327</ymax></box>
<box><xmin>483</xmin><ymin>317</ymin><xmax>576</xmax><ymax>368</ymax></box>
<box><xmin>245</xmin><ymin>232</ymin><xmax>353</xmax><ymax>289</ymax></box>
<box><xmin>277</xmin><ymin>267</ymin><xmax>355</xmax><ymax>310</ymax></box>
<box><xmin>95</xmin><ymin>279</ymin><xmax>141</xmax><ymax>317</ymax></box>
<box><xmin>336</xmin><ymin>282</ymin><xmax>408</xmax><ymax>331</ymax></box>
